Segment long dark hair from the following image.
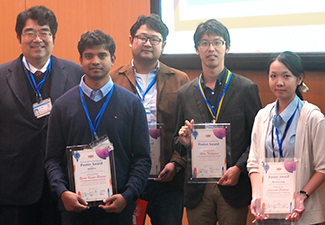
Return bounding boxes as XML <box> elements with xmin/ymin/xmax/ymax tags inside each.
<box><xmin>267</xmin><ymin>51</ymin><xmax>305</xmax><ymax>100</ymax></box>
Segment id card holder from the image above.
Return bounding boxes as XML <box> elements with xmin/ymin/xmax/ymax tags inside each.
<box><xmin>33</xmin><ymin>98</ymin><xmax>52</xmax><ymax>118</ymax></box>
<box><xmin>89</xmin><ymin>135</ymin><xmax>114</xmax><ymax>151</ymax></box>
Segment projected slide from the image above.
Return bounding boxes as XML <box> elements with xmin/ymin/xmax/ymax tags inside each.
<box><xmin>161</xmin><ymin>0</ymin><xmax>325</xmax><ymax>54</ymax></box>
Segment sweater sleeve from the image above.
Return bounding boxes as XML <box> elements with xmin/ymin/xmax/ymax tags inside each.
<box><xmin>121</xmin><ymin>99</ymin><xmax>151</xmax><ymax>203</ymax></box>
<box><xmin>309</xmin><ymin>110</ymin><xmax>325</xmax><ymax>174</ymax></box>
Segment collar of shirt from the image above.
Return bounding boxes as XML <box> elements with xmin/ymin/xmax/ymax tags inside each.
<box><xmin>79</xmin><ymin>75</ymin><xmax>114</xmax><ymax>102</ymax></box>
<box><xmin>200</xmin><ymin>67</ymin><xmax>226</xmax><ymax>90</ymax></box>
<box><xmin>200</xmin><ymin>67</ymin><xmax>226</xmax><ymax>109</ymax></box>
<box><xmin>272</xmin><ymin>95</ymin><xmax>300</xmax><ymax>129</ymax></box>
<box><xmin>132</xmin><ymin>59</ymin><xmax>159</xmax><ymax>95</ymax></box>
<box><xmin>131</xmin><ymin>59</ymin><xmax>160</xmax><ymax>79</ymax></box>
<box><xmin>22</xmin><ymin>56</ymin><xmax>50</xmax><ymax>74</ymax></box>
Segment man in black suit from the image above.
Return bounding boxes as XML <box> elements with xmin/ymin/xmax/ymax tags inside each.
<box><xmin>173</xmin><ymin>19</ymin><xmax>262</xmax><ymax>225</ymax></box>
<box><xmin>0</xmin><ymin>6</ymin><xmax>83</xmax><ymax>225</ymax></box>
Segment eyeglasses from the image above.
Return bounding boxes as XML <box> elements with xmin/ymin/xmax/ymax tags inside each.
<box><xmin>135</xmin><ymin>35</ymin><xmax>162</xmax><ymax>46</ymax></box>
<box><xmin>199</xmin><ymin>40</ymin><xmax>226</xmax><ymax>48</ymax></box>
<box><xmin>22</xmin><ymin>30</ymin><xmax>52</xmax><ymax>40</ymax></box>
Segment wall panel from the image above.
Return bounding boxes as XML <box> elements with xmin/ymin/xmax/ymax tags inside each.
<box><xmin>0</xmin><ymin>0</ymin><xmax>25</xmax><ymax>64</ymax></box>
<box><xmin>26</xmin><ymin>0</ymin><xmax>150</xmax><ymax>66</ymax></box>
<box><xmin>1</xmin><ymin>0</ymin><xmax>150</xmax><ymax>66</ymax></box>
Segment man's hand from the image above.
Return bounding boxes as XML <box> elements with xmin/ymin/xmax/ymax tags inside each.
<box><xmin>178</xmin><ymin>119</ymin><xmax>194</xmax><ymax>147</ymax></box>
<box><xmin>217</xmin><ymin>165</ymin><xmax>241</xmax><ymax>186</ymax></box>
<box><xmin>99</xmin><ymin>194</ymin><xmax>127</xmax><ymax>213</ymax></box>
<box><xmin>61</xmin><ymin>191</ymin><xmax>89</xmax><ymax>212</ymax></box>
<box><xmin>155</xmin><ymin>162</ymin><xmax>177</xmax><ymax>182</ymax></box>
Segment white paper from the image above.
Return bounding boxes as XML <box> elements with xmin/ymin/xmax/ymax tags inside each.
<box><xmin>261</xmin><ymin>161</ymin><xmax>296</xmax><ymax>214</ymax></box>
<box><xmin>191</xmin><ymin>127</ymin><xmax>226</xmax><ymax>178</ymax></box>
<box><xmin>72</xmin><ymin>148</ymin><xmax>113</xmax><ymax>202</ymax></box>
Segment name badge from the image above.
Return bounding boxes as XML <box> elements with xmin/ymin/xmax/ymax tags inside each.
<box><xmin>33</xmin><ymin>98</ymin><xmax>52</xmax><ymax>118</ymax></box>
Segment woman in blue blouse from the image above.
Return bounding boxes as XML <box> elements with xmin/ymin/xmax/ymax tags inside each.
<box><xmin>247</xmin><ymin>51</ymin><xmax>325</xmax><ymax>225</ymax></box>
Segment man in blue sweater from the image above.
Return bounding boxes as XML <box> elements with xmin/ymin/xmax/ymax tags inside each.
<box><xmin>45</xmin><ymin>30</ymin><xmax>151</xmax><ymax>225</ymax></box>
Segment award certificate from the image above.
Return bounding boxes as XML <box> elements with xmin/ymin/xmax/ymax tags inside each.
<box><xmin>189</xmin><ymin>123</ymin><xmax>229</xmax><ymax>183</ymax></box>
<box><xmin>148</xmin><ymin>123</ymin><xmax>163</xmax><ymax>178</ymax></box>
<box><xmin>261</xmin><ymin>161</ymin><xmax>296</xmax><ymax>214</ymax></box>
<box><xmin>67</xmin><ymin>144</ymin><xmax>117</xmax><ymax>205</ymax></box>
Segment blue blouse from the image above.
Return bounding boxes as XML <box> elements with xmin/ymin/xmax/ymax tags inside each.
<box><xmin>265</xmin><ymin>95</ymin><xmax>304</xmax><ymax>161</ymax></box>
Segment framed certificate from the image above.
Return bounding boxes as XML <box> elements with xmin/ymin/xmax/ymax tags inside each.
<box><xmin>188</xmin><ymin>123</ymin><xmax>230</xmax><ymax>183</ymax></box>
<box><xmin>260</xmin><ymin>160</ymin><xmax>296</xmax><ymax>216</ymax></box>
<box><xmin>67</xmin><ymin>144</ymin><xmax>117</xmax><ymax>206</ymax></box>
<box><xmin>148</xmin><ymin>123</ymin><xmax>164</xmax><ymax>179</ymax></box>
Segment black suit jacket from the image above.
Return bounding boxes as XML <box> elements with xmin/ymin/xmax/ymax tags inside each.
<box><xmin>0</xmin><ymin>55</ymin><xmax>83</xmax><ymax>205</ymax></box>
<box><xmin>173</xmin><ymin>70</ymin><xmax>262</xmax><ymax>208</ymax></box>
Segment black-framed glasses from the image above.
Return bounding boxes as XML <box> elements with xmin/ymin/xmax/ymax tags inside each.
<box><xmin>22</xmin><ymin>30</ymin><xmax>52</xmax><ymax>40</ymax></box>
<box><xmin>199</xmin><ymin>39</ymin><xmax>226</xmax><ymax>48</ymax></box>
<box><xmin>135</xmin><ymin>35</ymin><xmax>162</xmax><ymax>46</ymax></box>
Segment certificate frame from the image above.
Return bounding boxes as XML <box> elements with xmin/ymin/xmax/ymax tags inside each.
<box><xmin>259</xmin><ymin>159</ymin><xmax>297</xmax><ymax>217</ymax></box>
<box><xmin>67</xmin><ymin>144</ymin><xmax>117</xmax><ymax>206</ymax></box>
<box><xmin>148</xmin><ymin>123</ymin><xmax>164</xmax><ymax>179</ymax></box>
<box><xmin>188</xmin><ymin>123</ymin><xmax>231</xmax><ymax>183</ymax></box>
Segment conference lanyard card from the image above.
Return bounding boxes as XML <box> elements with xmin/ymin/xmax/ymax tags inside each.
<box><xmin>259</xmin><ymin>158</ymin><xmax>297</xmax><ymax>218</ymax></box>
<box><xmin>148</xmin><ymin>123</ymin><xmax>164</xmax><ymax>179</ymax></box>
<box><xmin>67</xmin><ymin>135</ymin><xmax>117</xmax><ymax>206</ymax></box>
<box><xmin>33</xmin><ymin>98</ymin><xmax>52</xmax><ymax>118</ymax></box>
<box><xmin>188</xmin><ymin>123</ymin><xmax>230</xmax><ymax>183</ymax></box>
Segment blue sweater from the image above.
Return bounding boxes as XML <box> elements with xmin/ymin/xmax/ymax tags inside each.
<box><xmin>45</xmin><ymin>84</ymin><xmax>151</xmax><ymax>204</ymax></box>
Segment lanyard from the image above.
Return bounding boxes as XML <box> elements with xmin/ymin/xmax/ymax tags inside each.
<box><xmin>136</xmin><ymin>76</ymin><xmax>156</xmax><ymax>101</ymax></box>
<box><xmin>79</xmin><ymin>85</ymin><xmax>114</xmax><ymax>141</ymax></box>
<box><xmin>197</xmin><ymin>70</ymin><xmax>232</xmax><ymax>123</ymax></box>
<box><xmin>273</xmin><ymin>103</ymin><xmax>299</xmax><ymax>158</ymax></box>
<box><xmin>23</xmin><ymin>58</ymin><xmax>52</xmax><ymax>103</ymax></box>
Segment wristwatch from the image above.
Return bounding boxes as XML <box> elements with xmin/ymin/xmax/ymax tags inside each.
<box><xmin>300</xmin><ymin>190</ymin><xmax>309</xmax><ymax>199</ymax></box>
<box><xmin>171</xmin><ymin>161</ymin><xmax>182</xmax><ymax>173</ymax></box>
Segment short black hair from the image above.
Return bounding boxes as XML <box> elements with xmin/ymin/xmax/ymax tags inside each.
<box><xmin>77</xmin><ymin>30</ymin><xmax>116</xmax><ymax>58</ymax></box>
<box><xmin>194</xmin><ymin>19</ymin><xmax>230</xmax><ymax>50</ymax></box>
<box><xmin>130</xmin><ymin>14</ymin><xmax>169</xmax><ymax>42</ymax></box>
<box><xmin>15</xmin><ymin>6</ymin><xmax>58</xmax><ymax>42</ymax></box>
<box><xmin>267</xmin><ymin>51</ymin><xmax>305</xmax><ymax>100</ymax></box>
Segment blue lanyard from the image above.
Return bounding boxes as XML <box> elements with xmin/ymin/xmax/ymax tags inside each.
<box><xmin>274</xmin><ymin>103</ymin><xmax>299</xmax><ymax>158</ymax></box>
<box><xmin>136</xmin><ymin>76</ymin><xmax>156</xmax><ymax>101</ymax></box>
<box><xmin>23</xmin><ymin>58</ymin><xmax>52</xmax><ymax>103</ymax></box>
<box><xmin>79</xmin><ymin>85</ymin><xmax>114</xmax><ymax>140</ymax></box>
<box><xmin>197</xmin><ymin>70</ymin><xmax>232</xmax><ymax>123</ymax></box>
